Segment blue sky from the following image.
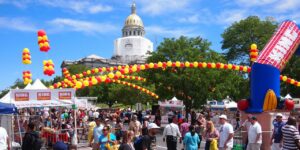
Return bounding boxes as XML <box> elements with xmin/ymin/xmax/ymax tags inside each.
<box><xmin>0</xmin><ymin>0</ymin><xmax>299</xmax><ymax>90</ymax></box>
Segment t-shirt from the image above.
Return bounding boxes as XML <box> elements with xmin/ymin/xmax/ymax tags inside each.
<box><xmin>98</xmin><ymin>133</ymin><xmax>116</xmax><ymax>150</ymax></box>
<box><xmin>93</xmin><ymin>125</ymin><xmax>103</xmax><ymax>143</ymax></box>
<box><xmin>219</xmin><ymin>122</ymin><xmax>234</xmax><ymax>148</ymax></box>
<box><xmin>142</xmin><ymin>135</ymin><xmax>157</xmax><ymax>150</ymax></box>
<box><xmin>248</xmin><ymin>122</ymin><xmax>262</xmax><ymax>144</ymax></box>
<box><xmin>282</xmin><ymin>125</ymin><xmax>300</xmax><ymax>150</ymax></box>
<box><xmin>273</xmin><ymin>121</ymin><xmax>285</xmax><ymax>143</ymax></box>
<box><xmin>242</xmin><ymin>120</ymin><xmax>251</xmax><ymax>131</ymax></box>
<box><xmin>0</xmin><ymin>127</ymin><xmax>8</xmax><ymax>150</ymax></box>
<box><xmin>119</xmin><ymin>143</ymin><xmax>134</xmax><ymax>150</ymax></box>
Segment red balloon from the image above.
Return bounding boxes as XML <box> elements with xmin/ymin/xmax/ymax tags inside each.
<box><xmin>180</xmin><ymin>63</ymin><xmax>184</xmax><ymax>68</ymax></box>
<box><xmin>37</xmin><ymin>30</ymin><xmax>46</xmax><ymax>36</ymax></box>
<box><xmin>189</xmin><ymin>63</ymin><xmax>194</xmax><ymax>68</ymax></box>
<box><xmin>285</xmin><ymin>99</ymin><xmax>294</xmax><ymax>110</ymax></box>
<box><xmin>239</xmin><ymin>66</ymin><xmax>243</xmax><ymax>71</ymax></box>
<box><xmin>198</xmin><ymin>63</ymin><xmax>203</xmax><ymax>68</ymax></box>
<box><xmin>207</xmin><ymin>63</ymin><xmax>212</xmax><ymax>68</ymax></box>
<box><xmin>162</xmin><ymin>62</ymin><xmax>167</xmax><ymax>68</ymax></box>
<box><xmin>237</xmin><ymin>99</ymin><xmax>249</xmax><ymax>111</ymax></box>
<box><xmin>154</xmin><ymin>63</ymin><xmax>158</xmax><ymax>69</ymax></box>
<box><xmin>224</xmin><ymin>64</ymin><xmax>228</xmax><ymax>69</ymax></box>
<box><xmin>62</xmin><ymin>68</ymin><xmax>67</xmax><ymax>72</ymax></box>
<box><xmin>216</xmin><ymin>63</ymin><xmax>221</xmax><ymax>68</ymax></box>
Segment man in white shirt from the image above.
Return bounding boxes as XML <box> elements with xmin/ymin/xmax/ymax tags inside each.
<box><xmin>218</xmin><ymin>114</ymin><xmax>234</xmax><ymax>150</ymax></box>
<box><xmin>247</xmin><ymin>116</ymin><xmax>262</xmax><ymax>150</ymax></box>
<box><xmin>0</xmin><ymin>126</ymin><xmax>9</xmax><ymax>150</ymax></box>
<box><xmin>91</xmin><ymin>118</ymin><xmax>103</xmax><ymax>150</ymax></box>
<box><xmin>163</xmin><ymin>117</ymin><xmax>182</xmax><ymax>150</ymax></box>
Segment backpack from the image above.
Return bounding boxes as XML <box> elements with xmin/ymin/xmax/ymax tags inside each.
<box><xmin>133</xmin><ymin>136</ymin><xmax>143</xmax><ymax>150</ymax></box>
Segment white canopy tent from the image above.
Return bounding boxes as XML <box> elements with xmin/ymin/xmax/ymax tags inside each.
<box><xmin>158</xmin><ymin>97</ymin><xmax>185</xmax><ymax>124</ymax></box>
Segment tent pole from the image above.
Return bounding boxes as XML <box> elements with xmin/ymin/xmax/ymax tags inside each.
<box><xmin>17</xmin><ymin>114</ymin><xmax>22</xmax><ymax>145</ymax></box>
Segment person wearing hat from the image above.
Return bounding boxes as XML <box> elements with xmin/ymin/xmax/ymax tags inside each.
<box><xmin>142</xmin><ymin>123</ymin><xmax>160</xmax><ymax>150</ymax></box>
<box><xmin>271</xmin><ymin>113</ymin><xmax>285</xmax><ymax>150</ymax></box>
<box><xmin>247</xmin><ymin>116</ymin><xmax>262</xmax><ymax>150</ymax></box>
<box><xmin>218</xmin><ymin>114</ymin><xmax>234</xmax><ymax>150</ymax></box>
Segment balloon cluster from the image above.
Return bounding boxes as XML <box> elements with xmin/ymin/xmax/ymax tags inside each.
<box><xmin>280</xmin><ymin>75</ymin><xmax>300</xmax><ymax>86</ymax></box>
<box><xmin>37</xmin><ymin>30</ymin><xmax>50</xmax><ymax>52</ymax></box>
<box><xmin>22</xmin><ymin>48</ymin><xmax>31</xmax><ymax>64</ymax></box>
<box><xmin>250</xmin><ymin>44</ymin><xmax>259</xmax><ymax>62</ymax></box>
<box><xmin>23</xmin><ymin>71</ymin><xmax>32</xmax><ymax>85</ymax></box>
<box><xmin>62</xmin><ymin>68</ymin><xmax>71</xmax><ymax>78</ymax></box>
<box><xmin>43</xmin><ymin>60</ymin><xmax>55</xmax><ymax>76</ymax></box>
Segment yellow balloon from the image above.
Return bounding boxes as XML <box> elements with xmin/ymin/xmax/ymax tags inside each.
<box><xmin>282</xmin><ymin>76</ymin><xmax>287</xmax><ymax>81</ymax></box>
<box><xmin>228</xmin><ymin>64</ymin><xmax>233</xmax><ymax>69</ymax></box>
<box><xmin>92</xmin><ymin>78</ymin><xmax>98</xmax><ymax>85</ymax></box>
<box><xmin>64</xmin><ymin>79</ymin><xmax>68</xmax><ymax>83</ymax></box>
<box><xmin>72</xmin><ymin>75</ymin><xmax>76</xmax><ymax>79</ymax></box>
<box><xmin>124</xmin><ymin>68</ymin><xmax>129</xmax><ymax>74</ymax></box>
<box><xmin>175</xmin><ymin>61</ymin><xmax>181</xmax><ymax>67</ymax></box>
<box><xmin>149</xmin><ymin>63</ymin><xmax>154</xmax><ymax>68</ymax></box>
<box><xmin>193</xmin><ymin>62</ymin><xmax>198</xmax><ymax>68</ymax></box>
<box><xmin>211</xmin><ymin>63</ymin><xmax>216</xmax><ymax>68</ymax></box>
<box><xmin>43</xmin><ymin>35</ymin><xmax>48</xmax><ymax>40</ymax></box>
<box><xmin>110</xmin><ymin>67</ymin><xmax>114</xmax><ymax>71</ymax></box>
<box><xmin>220</xmin><ymin>63</ymin><xmax>224</xmax><ymax>69</ymax></box>
<box><xmin>83</xmin><ymin>80</ymin><xmax>89</xmax><ymax>86</ymax></box>
<box><xmin>131</xmin><ymin>66</ymin><xmax>137</xmax><ymax>72</ymax></box>
<box><xmin>38</xmin><ymin>36</ymin><xmax>43</xmax><ymax>42</ymax></box>
<box><xmin>23</xmin><ymin>48</ymin><xmax>29</xmax><ymax>53</ymax></box>
<box><xmin>108</xmin><ymin>72</ymin><xmax>114</xmax><ymax>79</ymax></box>
<box><xmin>79</xmin><ymin>74</ymin><xmax>83</xmax><ymax>78</ymax></box>
<box><xmin>94</xmin><ymin>68</ymin><xmax>99</xmax><ymax>73</ymax></box>
<box><xmin>297</xmin><ymin>82</ymin><xmax>300</xmax><ymax>87</ymax></box>
<box><xmin>101</xmin><ymin>76</ymin><xmax>107</xmax><ymax>82</ymax></box>
<box><xmin>44</xmin><ymin>42</ymin><xmax>49</xmax><ymax>47</ymax></box>
<box><xmin>202</xmin><ymin>62</ymin><xmax>207</xmax><ymax>68</ymax></box>
<box><xmin>115</xmin><ymin>71</ymin><xmax>121</xmax><ymax>77</ymax></box>
<box><xmin>291</xmin><ymin>79</ymin><xmax>295</xmax><ymax>84</ymax></box>
<box><xmin>167</xmin><ymin>61</ymin><xmax>172</xmax><ymax>67</ymax></box>
<box><xmin>87</xmin><ymin>70</ymin><xmax>91</xmax><ymax>75</ymax></box>
<box><xmin>140</xmin><ymin>65</ymin><xmax>145</xmax><ymax>70</ymax></box>
<box><xmin>185</xmin><ymin>62</ymin><xmax>190</xmax><ymax>67</ymax></box>
<box><xmin>235</xmin><ymin>65</ymin><xmax>239</xmax><ymax>71</ymax></box>
<box><xmin>49</xmin><ymin>86</ymin><xmax>54</xmax><ymax>89</ymax></box>
<box><xmin>75</xmin><ymin>81</ymin><xmax>82</xmax><ymax>89</ymax></box>
<box><xmin>243</xmin><ymin>66</ymin><xmax>248</xmax><ymax>72</ymax></box>
<box><xmin>125</xmin><ymin>65</ymin><xmax>129</xmax><ymax>68</ymax></box>
<box><xmin>102</xmin><ymin>67</ymin><xmax>106</xmax><ymax>72</ymax></box>
<box><xmin>118</xmin><ymin>66</ymin><xmax>122</xmax><ymax>70</ymax></box>
<box><xmin>157</xmin><ymin>62</ymin><xmax>163</xmax><ymax>68</ymax></box>
<box><xmin>251</xmin><ymin>44</ymin><xmax>257</xmax><ymax>50</ymax></box>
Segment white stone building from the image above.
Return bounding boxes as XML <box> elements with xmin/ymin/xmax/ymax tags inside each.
<box><xmin>61</xmin><ymin>3</ymin><xmax>153</xmax><ymax>68</ymax></box>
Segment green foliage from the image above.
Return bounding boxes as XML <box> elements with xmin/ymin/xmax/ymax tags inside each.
<box><xmin>143</xmin><ymin>36</ymin><xmax>249</xmax><ymax>110</ymax></box>
<box><xmin>281</xmin><ymin>56</ymin><xmax>300</xmax><ymax>97</ymax></box>
<box><xmin>221</xmin><ymin>16</ymin><xmax>277</xmax><ymax>65</ymax></box>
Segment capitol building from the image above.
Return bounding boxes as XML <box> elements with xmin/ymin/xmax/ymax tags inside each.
<box><xmin>61</xmin><ymin>3</ymin><xmax>153</xmax><ymax>68</ymax></box>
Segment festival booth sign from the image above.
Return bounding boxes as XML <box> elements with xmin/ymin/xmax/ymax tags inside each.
<box><xmin>9</xmin><ymin>89</ymin><xmax>75</xmax><ymax>108</ymax></box>
<box><xmin>158</xmin><ymin>97</ymin><xmax>185</xmax><ymax>124</ymax></box>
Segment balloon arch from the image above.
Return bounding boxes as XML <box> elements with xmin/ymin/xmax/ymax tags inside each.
<box><xmin>49</xmin><ymin>61</ymin><xmax>300</xmax><ymax>100</ymax></box>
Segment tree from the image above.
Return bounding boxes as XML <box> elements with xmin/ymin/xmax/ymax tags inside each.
<box><xmin>142</xmin><ymin>36</ymin><xmax>249</xmax><ymax>112</ymax></box>
<box><xmin>221</xmin><ymin>16</ymin><xmax>277</xmax><ymax>65</ymax></box>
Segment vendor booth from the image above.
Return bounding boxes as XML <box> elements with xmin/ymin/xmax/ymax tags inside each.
<box><xmin>158</xmin><ymin>97</ymin><xmax>185</xmax><ymax>124</ymax></box>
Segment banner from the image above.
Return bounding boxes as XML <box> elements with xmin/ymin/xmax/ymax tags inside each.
<box><xmin>10</xmin><ymin>89</ymin><xmax>75</xmax><ymax>108</ymax></box>
<box><xmin>256</xmin><ymin>21</ymin><xmax>300</xmax><ymax>70</ymax></box>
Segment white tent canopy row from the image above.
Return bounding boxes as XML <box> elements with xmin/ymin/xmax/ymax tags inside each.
<box><xmin>0</xmin><ymin>79</ymin><xmax>89</xmax><ymax>108</ymax></box>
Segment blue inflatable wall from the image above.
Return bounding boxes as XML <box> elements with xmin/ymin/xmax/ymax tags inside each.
<box><xmin>246</xmin><ymin>63</ymin><xmax>280</xmax><ymax>113</ymax></box>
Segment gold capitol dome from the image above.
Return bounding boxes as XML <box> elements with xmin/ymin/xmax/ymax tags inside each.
<box><xmin>124</xmin><ymin>2</ymin><xmax>144</xmax><ymax>27</ymax></box>
<box><xmin>122</xmin><ymin>2</ymin><xmax>145</xmax><ymax>37</ymax></box>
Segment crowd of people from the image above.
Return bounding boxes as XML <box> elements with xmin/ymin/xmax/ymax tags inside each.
<box><xmin>1</xmin><ymin>107</ymin><xmax>300</xmax><ymax>150</ymax></box>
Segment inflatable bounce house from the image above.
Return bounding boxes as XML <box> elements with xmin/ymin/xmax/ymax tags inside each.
<box><xmin>237</xmin><ymin>20</ymin><xmax>300</xmax><ymax>149</ymax></box>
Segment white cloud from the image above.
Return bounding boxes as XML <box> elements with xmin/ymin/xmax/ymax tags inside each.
<box><xmin>216</xmin><ymin>9</ymin><xmax>247</xmax><ymax>25</ymax></box>
<box><xmin>178</xmin><ymin>14</ymin><xmax>200</xmax><ymax>24</ymax></box>
<box><xmin>0</xmin><ymin>17</ymin><xmax>37</xmax><ymax>32</ymax></box>
<box><xmin>272</xmin><ymin>0</ymin><xmax>300</xmax><ymax>13</ymax></box>
<box><xmin>139</xmin><ymin>0</ymin><xmax>191</xmax><ymax>16</ymax></box>
<box><xmin>0</xmin><ymin>0</ymin><xmax>30</xmax><ymax>8</ymax></box>
<box><xmin>234</xmin><ymin>0</ymin><xmax>277</xmax><ymax>7</ymax></box>
<box><xmin>38</xmin><ymin>1</ymin><xmax>113</xmax><ymax>14</ymax></box>
<box><xmin>48</xmin><ymin>18</ymin><xmax>117</xmax><ymax>34</ymax></box>
<box><xmin>146</xmin><ymin>25</ymin><xmax>198</xmax><ymax>37</ymax></box>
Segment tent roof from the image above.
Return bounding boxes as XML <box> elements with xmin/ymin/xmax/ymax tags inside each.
<box><xmin>31</xmin><ymin>79</ymin><xmax>48</xmax><ymax>89</ymax></box>
<box><xmin>24</xmin><ymin>83</ymin><xmax>32</xmax><ymax>89</ymax></box>
<box><xmin>285</xmin><ymin>94</ymin><xmax>292</xmax><ymax>99</ymax></box>
<box><xmin>0</xmin><ymin>102</ymin><xmax>17</xmax><ymax>114</ymax></box>
<box><xmin>171</xmin><ymin>97</ymin><xmax>178</xmax><ymax>101</ymax></box>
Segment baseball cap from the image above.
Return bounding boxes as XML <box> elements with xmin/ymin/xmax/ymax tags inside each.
<box><xmin>148</xmin><ymin>123</ymin><xmax>160</xmax><ymax>130</ymax></box>
<box><xmin>251</xmin><ymin>116</ymin><xmax>257</xmax><ymax>120</ymax></box>
<box><xmin>276</xmin><ymin>113</ymin><xmax>283</xmax><ymax>117</ymax></box>
<box><xmin>219</xmin><ymin>114</ymin><xmax>227</xmax><ymax>120</ymax></box>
